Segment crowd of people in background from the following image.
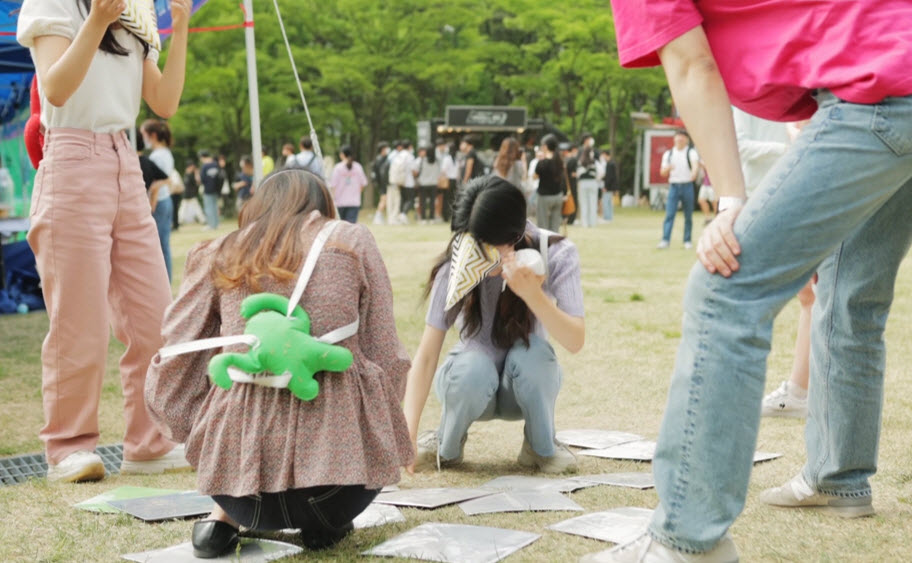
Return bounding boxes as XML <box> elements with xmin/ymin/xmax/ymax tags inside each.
<box><xmin>134</xmin><ymin>129</ymin><xmax>622</xmax><ymax>287</ymax></box>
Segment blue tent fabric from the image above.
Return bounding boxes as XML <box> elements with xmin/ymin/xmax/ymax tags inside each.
<box><xmin>0</xmin><ymin>2</ymin><xmax>33</xmax><ymax>126</ymax></box>
<box><xmin>1</xmin><ymin>240</ymin><xmax>43</xmax><ymax>313</ymax></box>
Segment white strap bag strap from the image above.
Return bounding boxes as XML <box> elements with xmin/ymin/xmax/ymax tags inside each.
<box><xmin>538</xmin><ymin>228</ymin><xmax>555</xmax><ymax>291</ymax></box>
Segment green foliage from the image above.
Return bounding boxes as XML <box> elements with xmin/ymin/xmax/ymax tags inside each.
<box><xmin>154</xmin><ymin>0</ymin><xmax>670</xmax><ymax>190</ymax></box>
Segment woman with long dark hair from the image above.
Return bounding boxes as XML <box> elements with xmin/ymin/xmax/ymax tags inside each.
<box><xmin>146</xmin><ymin>169</ymin><xmax>412</xmax><ymax>557</ymax></box>
<box><xmin>533</xmin><ymin>134</ymin><xmax>567</xmax><ymax>232</ymax></box>
<box><xmin>403</xmin><ymin>176</ymin><xmax>585</xmax><ymax>474</ymax></box>
<box><xmin>328</xmin><ymin>145</ymin><xmax>368</xmax><ymax>223</ymax></box>
<box><xmin>414</xmin><ymin>144</ymin><xmax>442</xmax><ymax>224</ymax></box>
<box><xmin>17</xmin><ymin>0</ymin><xmax>191</xmax><ymax>482</ymax></box>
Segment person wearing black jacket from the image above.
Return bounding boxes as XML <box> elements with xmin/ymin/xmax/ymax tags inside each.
<box><xmin>372</xmin><ymin>142</ymin><xmax>390</xmax><ymax>224</ymax></box>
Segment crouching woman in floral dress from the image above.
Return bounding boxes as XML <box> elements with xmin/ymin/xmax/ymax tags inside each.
<box><xmin>145</xmin><ymin>169</ymin><xmax>413</xmax><ymax>557</ymax></box>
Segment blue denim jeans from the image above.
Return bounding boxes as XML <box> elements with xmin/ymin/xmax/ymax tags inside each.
<box><xmin>578</xmin><ymin>179</ymin><xmax>600</xmax><ymax>227</ymax></box>
<box><xmin>433</xmin><ymin>334</ymin><xmax>562</xmax><ymax>460</ymax></box>
<box><xmin>602</xmin><ymin>190</ymin><xmax>614</xmax><ymax>221</ymax></box>
<box><xmin>649</xmin><ymin>91</ymin><xmax>912</xmax><ymax>553</ymax></box>
<box><xmin>151</xmin><ymin>196</ymin><xmax>173</xmax><ymax>282</ymax></box>
<box><xmin>662</xmin><ymin>182</ymin><xmax>694</xmax><ymax>243</ymax></box>
<box><xmin>203</xmin><ymin>193</ymin><xmax>219</xmax><ymax>229</ymax></box>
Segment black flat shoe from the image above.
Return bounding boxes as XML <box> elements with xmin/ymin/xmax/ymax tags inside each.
<box><xmin>192</xmin><ymin>519</ymin><xmax>239</xmax><ymax>558</ymax></box>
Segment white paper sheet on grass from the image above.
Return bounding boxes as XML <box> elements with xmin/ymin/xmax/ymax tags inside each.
<box><xmin>579</xmin><ymin>441</ymin><xmax>782</xmax><ymax>465</ymax></box>
<box><xmin>579</xmin><ymin>440</ymin><xmax>657</xmax><ymax>461</ymax></box>
<box><xmin>353</xmin><ymin>502</ymin><xmax>406</xmax><ymax>529</ymax></box>
<box><xmin>556</xmin><ymin>429</ymin><xmax>643</xmax><ymax>450</ymax></box>
<box><xmin>548</xmin><ymin>507</ymin><xmax>653</xmax><ymax>545</ymax></box>
<box><xmin>459</xmin><ymin>490</ymin><xmax>584</xmax><ymax>516</ymax></box>
<box><xmin>480</xmin><ymin>475</ymin><xmax>589</xmax><ymax>494</ymax></box>
<box><xmin>122</xmin><ymin>538</ymin><xmax>302</xmax><ymax>562</ymax></box>
<box><xmin>373</xmin><ymin>488</ymin><xmax>495</xmax><ymax>509</ymax></box>
<box><xmin>363</xmin><ymin>522</ymin><xmax>540</xmax><ymax>563</ymax></box>
<box><xmin>570</xmin><ymin>472</ymin><xmax>655</xmax><ymax>490</ymax></box>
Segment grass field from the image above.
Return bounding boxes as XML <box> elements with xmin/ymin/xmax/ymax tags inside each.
<box><xmin>2</xmin><ymin>208</ymin><xmax>912</xmax><ymax>562</ymax></box>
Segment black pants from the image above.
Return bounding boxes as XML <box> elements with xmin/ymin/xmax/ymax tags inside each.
<box><xmin>400</xmin><ymin>187</ymin><xmax>416</xmax><ymax>215</ymax></box>
<box><xmin>441</xmin><ymin>180</ymin><xmax>456</xmax><ymax>222</ymax></box>
<box><xmin>170</xmin><ymin>193</ymin><xmax>182</xmax><ymax>230</ymax></box>
<box><xmin>213</xmin><ymin>485</ymin><xmax>378</xmax><ymax>548</ymax></box>
<box><xmin>418</xmin><ymin>185</ymin><xmax>437</xmax><ymax>220</ymax></box>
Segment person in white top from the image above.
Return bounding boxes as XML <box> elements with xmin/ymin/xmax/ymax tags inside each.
<box><xmin>17</xmin><ymin>0</ymin><xmax>192</xmax><ymax>483</ymax></box>
<box><xmin>141</xmin><ymin>118</ymin><xmax>176</xmax><ymax>282</ymax></box>
<box><xmin>437</xmin><ymin>139</ymin><xmax>458</xmax><ymax>223</ymax></box>
<box><xmin>658</xmin><ymin>129</ymin><xmax>699</xmax><ymax>249</ymax></box>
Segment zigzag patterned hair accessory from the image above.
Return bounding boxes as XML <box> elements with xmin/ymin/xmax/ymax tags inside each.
<box><xmin>445</xmin><ymin>232</ymin><xmax>501</xmax><ymax>311</ymax></box>
<box><xmin>119</xmin><ymin>0</ymin><xmax>161</xmax><ymax>51</ymax></box>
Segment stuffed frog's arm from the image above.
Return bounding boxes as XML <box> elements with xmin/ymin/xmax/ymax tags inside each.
<box><xmin>241</xmin><ymin>294</ymin><xmax>311</xmax><ymax>332</ymax></box>
<box><xmin>208</xmin><ymin>352</ymin><xmax>263</xmax><ymax>390</ymax></box>
<box><xmin>309</xmin><ymin>340</ymin><xmax>354</xmax><ymax>373</ymax></box>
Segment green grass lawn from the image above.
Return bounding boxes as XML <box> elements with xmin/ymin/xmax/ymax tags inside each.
<box><xmin>2</xmin><ymin>208</ymin><xmax>912</xmax><ymax>561</ymax></box>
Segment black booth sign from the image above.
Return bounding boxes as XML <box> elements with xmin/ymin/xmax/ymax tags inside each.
<box><xmin>445</xmin><ymin>106</ymin><xmax>527</xmax><ymax>131</ymax></box>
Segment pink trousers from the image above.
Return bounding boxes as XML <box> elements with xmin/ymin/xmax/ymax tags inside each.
<box><xmin>28</xmin><ymin>128</ymin><xmax>175</xmax><ymax>464</ymax></box>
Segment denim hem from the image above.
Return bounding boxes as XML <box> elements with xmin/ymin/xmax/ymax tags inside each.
<box><xmin>647</xmin><ymin>526</ymin><xmax>715</xmax><ymax>555</ymax></box>
<box><xmin>814</xmin><ymin>487</ymin><xmax>872</xmax><ymax>499</ymax></box>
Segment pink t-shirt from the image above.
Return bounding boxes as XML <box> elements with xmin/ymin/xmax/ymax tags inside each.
<box><xmin>611</xmin><ymin>1</ymin><xmax>912</xmax><ymax>121</ymax></box>
<box><xmin>329</xmin><ymin>161</ymin><xmax>368</xmax><ymax>208</ymax></box>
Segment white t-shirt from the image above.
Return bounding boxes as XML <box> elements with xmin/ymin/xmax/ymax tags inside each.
<box><xmin>149</xmin><ymin>148</ymin><xmax>175</xmax><ymax>201</ymax></box>
<box><xmin>662</xmin><ymin>146</ymin><xmax>699</xmax><ymax>184</ymax></box>
<box><xmin>17</xmin><ymin>0</ymin><xmax>160</xmax><ymax>133</ymax></box>
<box><xmin>440</xmin><ymin>152</ymin><xmax>458</xmax><ymax>180</ymax></box>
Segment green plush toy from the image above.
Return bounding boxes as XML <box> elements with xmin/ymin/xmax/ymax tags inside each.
<box><xmin>208</xmin><ymin>293</ymin><xmax>354</xmax><ymax>401</ymax></box>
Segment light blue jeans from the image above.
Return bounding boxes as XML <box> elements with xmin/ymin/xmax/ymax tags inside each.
<box><xmin>578</xmin><ymin>179</ymin><xmax>600</xmax><ymax>227</ymax></box>
<box><xmin>662</xmin><ymin>182</ymin><xmax>694</xmax><ymax>243</ymax></box>
<box><xmin>203</xmin><ymin>193</ymin><xmax>220</xmax><ymax>229</ymax></box>
<box><xmin>649</xmin><ymin>91</ymin><xmax>912</xmax><ymax>553</ymax></box>
<box><xmin>433</xmin><ymin>334</ymin><xmax>562</xmax><ymax>460</ymax></box>
<box><xmin>602</xmin><ymin>190</ymin><xmax>614</xmax><ymax>221</ymax></box>
<box><xmin>151</xmin><ymin>196</ymin><xmax>173</xmax><ymax>282</ymax></box>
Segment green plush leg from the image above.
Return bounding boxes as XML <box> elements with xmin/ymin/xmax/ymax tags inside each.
<box><xmin>313</xmin><ymin>342</ymin><xmax>354</xmax><ymax>373</ymax></box>
<box><xmin>288</xmin><ymin>374</ymin><xmax>320</xmax><ymax>401</ymax></box>
<box><xmin>208</xmin><ymin>353</ymin><xmax>262</xmax><ymax>390</ymax></box>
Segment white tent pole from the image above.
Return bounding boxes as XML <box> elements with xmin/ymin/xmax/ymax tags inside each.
<box><xmin>243</xmin><ymin>0</ymin><xmax>264</xmax><ymax>185</ymax></box>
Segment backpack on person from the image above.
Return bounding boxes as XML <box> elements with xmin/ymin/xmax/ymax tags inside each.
<box><xmin>388</xmin><ymin>152</ymin><xmax>409</xmax><ymax>186</ymax></box>
<box><xmin>286</xmin><ymin>152</ymin><xmax>317</xmax><ymax>172</ymax></box>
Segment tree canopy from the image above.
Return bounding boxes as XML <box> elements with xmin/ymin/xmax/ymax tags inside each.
<box><xmin>157</xmin><ymin>0</ymin><xmax>669</xmax><ymax>192</ymax></box>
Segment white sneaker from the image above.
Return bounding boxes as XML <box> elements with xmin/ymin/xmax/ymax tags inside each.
<box><xmin>517</xmin><ymin>437</ymin><xmax>577</xmax><ymax>474</ymax></box>
<box><xmin>684</xmin><ymin>242</ymin><xmax>693</xmax><ymax>249</ymax></box>
<box><xmin>398</xmin><ymin>213</ymin><xmax>408</xmax><ymax>225</ymax></box>
<box><xmin>46</xmin><ymin>451</ymin><xmax>106</xmax><ymax>483</ymax></box>
<box><xmin>656</xmin><ymin>240</ymin><xmax>670</xmax><ymax>249</ymax></box>
<box><xmin>414</xmin><ymin>430</ymin><xmax>465</xmax><ymax>469</ymax></box>
<box><xmin>120</xmin><ymin>444</ymin><xmax>193</xmax><ymax>475</ymax></box>
<box><xmin>758</xmin><ymin>473</ymin><xmax>874</xmax><ymax>518</ymax></box>
<box><xmin>581</xmin><ymin>532</ymin><xmax>739</xmax><ymax>563</ymax></box>
<box><xmin>761</xmin><ymin>381</ymin><xmax>808</xmax><ymax>418</ymax></box>
<box><xmin>372</xmin><ymin>211</ymin><xmax>385</xmax><ymax>225</ymax></box>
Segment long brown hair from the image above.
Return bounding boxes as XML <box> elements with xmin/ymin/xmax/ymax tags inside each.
<box><xmin>213</xmin><ymin>170</ymin><xmax>337</xmax><ymax>291</ymax></box>
<box><xmin>493</xmin><ymin>137</ymin><xmax>521</xmax><ymax>178</ymax></box>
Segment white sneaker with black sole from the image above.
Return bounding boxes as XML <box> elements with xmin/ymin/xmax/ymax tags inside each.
<box><xmin>758</xmin><ymin>473</ymin><xmax>874</xmax><ymax>518</ymax></box>
<box><xmin>46</xmin><ymin>450</ymin><xmax>106</xmax><ymax>483</ymax></box>
<box><xmin>761</xmin><ymin>380</ymin><xmax>808</xmax><ymax>418</ymax></box>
